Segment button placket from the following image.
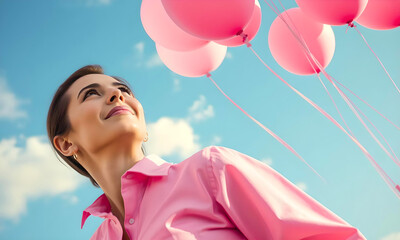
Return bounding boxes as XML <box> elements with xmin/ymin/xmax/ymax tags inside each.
<box><xmin>121</xmin><ymin>173</ymin><xmax>149</xmax><ymax>237</ymax></box>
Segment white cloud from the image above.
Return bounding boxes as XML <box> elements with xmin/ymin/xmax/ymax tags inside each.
<box><xmin>0</xmin><ymin>76</ymin><xmax>28</xmax><ymax>120</ymax></box>
<box><xmin>173</xmin><ymin>78</ymin><xmax>181</xmax><ymax>92</ymax></box>
<box><xmin>146</xmin><ymin>117</ymin><xmax>201</xmax><ymax>159</ymax></box>
<box><xmin>134</xmin><ymin>42</ymin><xmax>145</xmax><ymax>56</ymax></box>
<box><xmin>260</xmin><ymin>157</ymin><xmax>273</xmax><ymax>166</ymax></box>
<box><xmin>0</xmin><ymin>136</ymin><xmax>83</xmax><ymax>222</ymax></box>
<box><xmin>129</xmin><ymin>42</ymin><xmax>163</xmax><ymax>69</ymax></box>
<box><xmin>187</xmin><ymin>95</ymin><xmax>214</xmax><ymax>123</ymax></box>
<box><xmin>226</xmin><ymin>51</ymin><xmax>233</xmax><ymax>59</ymax></box>
<box><xmin>381</xmin><ymin>232</ymin><xmax>400</xmax><ymax>240</ymax></box>
<box><xmin>295</xmin><ymin>182</ymin><xmax>308</xmax><ymax>192</ymax></box>
<box><xmin>84</xmin><ymin>0</ymin><xmax>113</xmax><ymax>6</ymax></box>
<box><xmin>145</xmin><ymin>53</ymin><xmax>163</xmax><ymax>68</ymax></box>
<box><xmin>145</xmin><ymin>95</ymin><xmax>218</xmax><ymax>158</ymax></box>
<box><xmin>210</xmin><ymin>136</ymin><xmax>222</xmax><ymax>145</ymax></box>
<box><xmin>61</xmin><ymin>195</ymin><xmax>79</xmax><ymax>205</ymax></box>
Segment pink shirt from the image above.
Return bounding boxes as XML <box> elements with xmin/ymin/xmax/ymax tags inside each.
<box><xmin>81</xmin><ymin>146</ymin><xmax>366</xmax><ymax>240</ymax></box>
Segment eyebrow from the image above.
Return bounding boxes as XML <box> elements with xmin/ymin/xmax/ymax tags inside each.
<box><xmin>77</xmin><ymin>82</ymin><xmax>130</xmax><ymax>99</ymax></box>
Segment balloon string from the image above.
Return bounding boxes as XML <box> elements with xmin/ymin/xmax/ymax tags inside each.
<box><xmin>263</xmin><ymin>0</ymin><xmax>315</xmax><ymax>65</ymax></box>
<box><xmin>263</xmin><ymin>0</ymin><xmax>280</xmax><ymax>16</ymax></box>
<box><xmin>301</xmin><ymin>29</ymin><xmax>400</xmax><ymax>191</ymax></box>
<box><xmin>268</xmin><ymin>1</ymin><xmax>400</xmax><ymax>132</ymax></box>
<box><xmin>312</xmin><ymin>57</ymin><xmax>400</xmax><ymax>197</ymax></box>
<box><xmin>277</xmin><ymin>0</ymin><xmax>301</xmax><ymax>38</ymax></box>
<box><xmin>315</xmin><ymin>73</ymin><xmax>356</xmax><ymax>138</ymax></box>
<box><xmin>329</xmin><ymin>75</ymin><xmax>400</xmax><ymax>131</ymax></box>
<box><xmin>349</xmin><ymin>23</ymin><xmax>400</xmax><ymax>95</ymax></box>
<box><xmin>293</xmin><ymin>29</ymin><xmax>356</xmax><ymax>138</ymax></box>
<box><xmin>308</xmin><ymin>48</ymin><xmax>400</xmax><ymax>168</ymax></box>
<box><xmin>327</xmin><ymin>75</ymin><xmax>400</xmax><ymax>167</ymax></box>
<box><xmin>285</xmin><ymin>12</ymin><xmax>357</xmax><ymax>139</ymax></box>
<box><xmin>247</xmin><ymin>46</ymin><xmax>400</xmax><ymax>199</ymax></box>
<box><xmin>288</xmin><ymin>15</ymin><xmax>400</xmax><ymax>132</ymax></box>
<box><xmin>205</xmin><ymin>73</ymin><xmax>325</xmax><ymax>182</ymax></box>
<box><xmin>306</xmin><ymin>47</ymin><xmax>400</xmax><ymax>170</ymax></box>
<box><xmin>263</xmin><ymin>0</ymin><xmax>400</xmax><ymax>197</ymax></box>
<box><xmin>321</xmin><ymin>72</ymin><xmax>400</xmax><ymax>194</ymax></box>
<box><xmin>248</xmin><ymin>46</ymin><xmax>355</xmax><ymax>148</ymax></box>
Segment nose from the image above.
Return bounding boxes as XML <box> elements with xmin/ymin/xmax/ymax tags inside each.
<box><xmin>107</xmin><ymin>88</ymin><xmax>125</xmax><ymax>104</ymax></box>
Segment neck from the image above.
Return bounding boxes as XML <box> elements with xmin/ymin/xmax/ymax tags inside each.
<box><xmin>81</xmin><ymin>142</ymin><xmax>145</xmax><ymax>221</ymax></box>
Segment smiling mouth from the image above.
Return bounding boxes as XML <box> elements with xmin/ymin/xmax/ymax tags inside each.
<box><xmin>108</xmin><ymin>109</ymin><xmax>134</xmax><ymax>118</ymax></box>
<box><xmin>105</xmin><ymin>106</ymin><xmax>135</xmax><ymax>119</ymax></box>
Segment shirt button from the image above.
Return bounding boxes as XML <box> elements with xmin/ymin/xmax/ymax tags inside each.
<box><xmin>129</xmin><ymin>218</ymin><xmax>135</xmax><ymax>225</ymax></box>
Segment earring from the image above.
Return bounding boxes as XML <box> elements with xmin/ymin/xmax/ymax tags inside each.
<box><xmin>144</xmin><ymin>132</ymin><xmax>149</xmax><ymax>142</ymax></box>
<box><xmin>72</xmin><ymin>154</ymin><xmax>78</xmax><ymax>160</ymax></box>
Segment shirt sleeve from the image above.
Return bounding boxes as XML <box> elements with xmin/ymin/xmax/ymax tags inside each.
<box><xmin>206</xmin><ymin>146</ymin><xmax>366</xmax><ymax>240</ymax></box>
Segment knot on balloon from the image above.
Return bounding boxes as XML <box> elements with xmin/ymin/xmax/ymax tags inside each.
<box><xmin>396</xmin><ymin>184</ymin><xmax>400</xmax><ymax>192</ymax></box>
<box><xmin>236</xmin><ymin>29</ymin><xmax>252</xmax><ymax>47</ymax></box>
<box><xmin>345</xmin><ymin>22</ymin><xmax>356</xmax><ymax>33</ymax></box>
<box><xmin>206</xmin><ymin>72</ymin><xmax>211</xmax><ymax>77</ymax></box>
<box><xmin>347</xmin><ymin>22</ymin><xmax>355</xmax><ymax>28</ymax></box>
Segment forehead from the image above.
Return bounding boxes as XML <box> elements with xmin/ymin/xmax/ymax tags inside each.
<box><xmin>67</xmin><ymin>74</ymin><xmax>118</xmax><ymax>95</ymax></box>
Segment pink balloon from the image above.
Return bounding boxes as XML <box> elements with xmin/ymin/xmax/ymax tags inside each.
<box><xmin>268</xmin><ymin>8</ymin><xmax>335</xmax><ymax>75</ymax></box>
<box><xmin>156</xmin><ymin>42</ymin><xmax>227</xmax><ymax>77</ymax></box>
<box><xmin>295</xmin><ymin>0</ymin><xmax>368</xmax><ymax>25</ymax></box>
<box><xmin>356</xmin><ymin>0</ymin><xmax>400</xmax><ymax>30</ymax></box>
<box><xmin>140</xmin><ymin>0</ymin><xmax>208</xmax><ymax>51</ymax></box>
<box><xmin>161</xmin><ymin>0</ymin><xmax>255</xmax><ymax>40</ymax></box>
<box><xmin>216</xmin><ymin>0</ymin><xmax>262</xmax><ymax>47</ymax></box>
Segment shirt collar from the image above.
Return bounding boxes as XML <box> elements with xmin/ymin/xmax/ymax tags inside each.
<box><xmin>81</xmin><ymin>154</ymin><xmax>172</xmax><ymax>229</ymax></box>
<box><xmin>123</xmin><ymin>153</ymin><xmax>172</xmax><ymax>177</ymax></box>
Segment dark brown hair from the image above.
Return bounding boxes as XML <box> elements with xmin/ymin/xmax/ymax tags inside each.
<box><xmin>47</xmin><ymin>64</ymin><xmax>146</xmax><ymax>187</ymax></box>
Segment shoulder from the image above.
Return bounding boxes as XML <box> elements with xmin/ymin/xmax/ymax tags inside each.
<box><xmin>184</xmin><ymin>145</ymin><xmax>237</xmax><ymax>163</ymax></box>
<box><xmin>173</xmin><ymin>145</ymin><xmax>232</xmax><ymax>170</ymax></box>
<box><xmin>184</xmin><ymin>145</ymin><xmax>267</xmax><ymax>170</ymax></box>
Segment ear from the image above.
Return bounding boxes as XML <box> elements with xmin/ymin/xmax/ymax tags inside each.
<box><xmin>53</xmin><ymin>135</ymin><xmax>77</xmax><ymax>157</ymax></box>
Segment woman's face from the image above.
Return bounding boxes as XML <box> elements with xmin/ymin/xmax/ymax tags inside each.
<box><xmin>64</xmin><ymin>74</ymin><xmax>146</xmax><ymax>155</ymax></box>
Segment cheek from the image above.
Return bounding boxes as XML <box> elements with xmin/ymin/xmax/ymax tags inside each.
<box><xmin>133</xmin><ymin>100</ymin><xmax>145</xmax><ymax>117</ymax></box>
<box><xmin>133</xmin><ymin>101</ymin><xmax>146</xmax><ymax>126</ymax></box>
<box><xmin>70</xmin><ymin>102</ymin><xmax>101</xmax><ymax>136</ymax></box>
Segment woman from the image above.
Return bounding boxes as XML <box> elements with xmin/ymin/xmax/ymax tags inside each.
<box><xmin>47</xmin><ymin>65</ymin><xmax>366</xmax><ymax>240</ymax></box>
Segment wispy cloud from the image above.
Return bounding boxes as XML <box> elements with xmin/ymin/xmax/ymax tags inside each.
<box><xmin>134</xmin><ymin>42</ymin><xmax>145</xmax><ymax>56</ymax></box>
<box><xmin>295</xmin><ymin>182</ymin><xmax>308</xmax><ymax>192</ymax></box>
<box><xmin>146</xmin><ymin>117</ymin><xmax>201</xmax><ymax>160</ymax></box>
<box><xmin>130</xmin><ymin>41</ymin><xmax>163</xmax><ymax>69</ymax></box>
<box><xmin>210</xmin><ymin>135</ymin><xmax>222</xmax><ymax>145</ymax></box>
<box><xmin>186</xmin><ymin>95</ymin><xmax>214</xmax><ymax>123</ymax></box>
<box><xmin>173</xmin><ymin>78</ymin><xmax>181</xmax><ymax>92</ymax></box>
<box><xmin>84</xmin><ymin>0</ymin><xmax>113</xmax><ymax>6</ymax></box>
<box><xmin>145</xmin><ymin>53</ymin><xmax>163</xmax><ymax>68</ymax></box>
<box><xmin>381</xmin><ymin>232</ymin><xmax>400</xmax><ymax>240</ymax></box>
<box><xmin>0</xmin><ymin>76</ymin><xmax>28</xmax><ymax>120</ymax></box>
<box><xmin>0</xmin><ymin>136</ymin><xmax>83</xmax><ymax>223</ymax></box>
<box><xmin>226</xmin><ymin>51</ymin><xmax>233</xmax><ymax>59</ymax></box>
<box><xmin>260</xmin><ymin>157</ymin><xmax>273</xmax><ymax>166</ymax></box>
<box><xmin>61</xmin><ymin>194</ymin><xmax>79</xmax><ymax>204</ymax></box>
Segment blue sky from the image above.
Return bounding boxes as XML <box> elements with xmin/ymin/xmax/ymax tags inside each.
<box><xmin>0</xmin><ymin>0</ymin><xmax>399</xmax><ymax>239</ymax></box>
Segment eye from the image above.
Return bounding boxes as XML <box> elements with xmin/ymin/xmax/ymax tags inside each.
<box><xmin>83</xmin><ymin>89</ymin><xmax>99</xmax><ymax>100</ymax></box>
<box><xmin>119</xmin><ymin>87</ymin><xmax>131</xmax><ymax>94</ymax></box>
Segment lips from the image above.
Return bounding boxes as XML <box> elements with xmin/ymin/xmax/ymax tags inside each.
<box><xmin>105</xmin><ymin>106</ymin><xmax>134</xmax><ymax>119</ymax></box>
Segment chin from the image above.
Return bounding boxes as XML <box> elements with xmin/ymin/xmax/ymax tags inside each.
<box><xmin>81</xmin><ymin>121</ymin><xmax>142</xmax><ymax>152</ymax></box>
<box><xmin>111</xmin><ymin>122</ymin><xmax>143</xmax><ymax>139</ymax></box>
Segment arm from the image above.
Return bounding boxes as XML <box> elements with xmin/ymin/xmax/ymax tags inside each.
<box><xmin>206</xmin><ymin>146</ymin><xmax>366</xmax><ymax>240</ymax></box>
